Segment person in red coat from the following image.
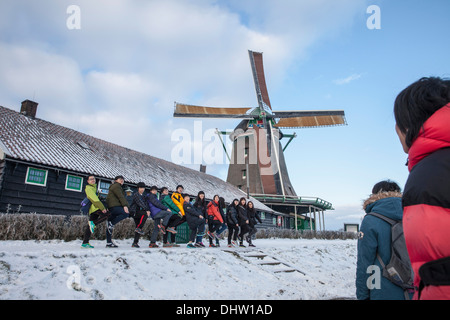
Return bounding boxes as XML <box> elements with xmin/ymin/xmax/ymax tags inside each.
<box><xmin>206</xmin><ymin>195</ymin><xmax>223</xmax><ymax>247</ymax></box>
<box><xmin>394</xmin><ymin>76</ymin><xmax>450</xmax><ymax>300</ymax></box>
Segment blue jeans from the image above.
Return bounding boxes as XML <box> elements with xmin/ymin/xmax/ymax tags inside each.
<box><xmin>106</xmin><ymin>206</ymin><xmax>129</xmax><ymax>243</ymax></box>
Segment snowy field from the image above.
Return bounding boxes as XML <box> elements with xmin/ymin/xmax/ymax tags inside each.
<box><xmin>0</xmin><ymin>238</ymin><xmax>357</xmax><ymax>300</ymax></box>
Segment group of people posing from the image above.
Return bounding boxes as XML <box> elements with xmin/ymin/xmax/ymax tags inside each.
<box><xmin>81</xmin><ymin>176</ymin><xmax>262</xmax><ymax>249</ymax></box>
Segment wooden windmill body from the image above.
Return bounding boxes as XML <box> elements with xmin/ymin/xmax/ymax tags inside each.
<box><xmin>174</xmin><ymin>50</ymin><xmax>346</xmax><ymax>199</ymax></box>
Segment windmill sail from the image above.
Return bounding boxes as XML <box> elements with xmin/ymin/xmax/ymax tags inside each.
<box><xmin>249</xmin><ymin>50</ymin><xmax>272</xmax><ymax>110</ymax></box>
<box><xmin>174</xmin><ymin>103</ymin><xmax>252</xmax><ymax>119</ymax></box>
<box><xmin>273</xmin><ymin>110</ymin><xmax>347</xmax><ymax>128</ymax></box>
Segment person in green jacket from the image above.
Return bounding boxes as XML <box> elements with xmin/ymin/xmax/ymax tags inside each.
<box><xmin>160</xmin><ymin>187</ymin><xmax>183</xmax><ymax>247</ymax></box>
<box><xmin>105</xmin><ymin>175</ymin><xmax>130</xmax><ymax>247</ymax></box>
<box><xmin>81</xmin><ymin>174</ymin><xmax>110</xmax><ymax>248</ymax></box>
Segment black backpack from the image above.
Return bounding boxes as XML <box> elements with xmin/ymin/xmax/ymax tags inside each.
<box><xmin>367</xmin><ymin>212</ymin><xmax>414</xmax><ymax>298</ymax></box>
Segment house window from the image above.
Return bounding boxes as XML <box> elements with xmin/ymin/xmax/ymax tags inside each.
<box><xmin>65</xmin><ymin>175</ymin><xmax>83</xmax><ymax>192</ymax></box>
<box><xmin>99</xmin><ymin>180</ymin><xmax>111</xmax><ymax>195</ymax></box>
<box><xmin>25</xmin><ymin>167</ymin><xmax>48</xmax><ymax>186</ymax></box>
<box><xmin>242</xmin><ymin>169</ymin><xmax>247</xmax><ymax>179</ymax></box>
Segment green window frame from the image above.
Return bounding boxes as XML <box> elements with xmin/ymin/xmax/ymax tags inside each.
<box><xmin>25</xmin><ymin>167</ymin><xmax>48</xmax><ymax>186</ymax></box>
<box><xmin>65</xmin><ymin>174</ymin><xmax>83</xmax><ymax>192</ymax></box>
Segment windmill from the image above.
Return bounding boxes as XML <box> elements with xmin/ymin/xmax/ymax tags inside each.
<box><xmin>173</xmin><ymin>50</ymin><xmax>347</xmax><ymax>199</ymax></box>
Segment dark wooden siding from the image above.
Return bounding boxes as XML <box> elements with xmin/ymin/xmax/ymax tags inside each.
<box><xmin>0</xmin><ymin>161</ymin><xmax>84</xmax><ymax>215</ymax></box>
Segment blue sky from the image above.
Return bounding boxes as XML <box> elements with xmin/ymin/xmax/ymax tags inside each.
<box><xmin>0</xmin><ymin>0</ymin><xmax>449</xmax><ymax>229</ymax></box>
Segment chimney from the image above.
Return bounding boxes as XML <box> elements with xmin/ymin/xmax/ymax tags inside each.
<box><xmin>20</xmin><ymin>99</ymin><xmax>38</xmax><ymax>118</ymax></box>
<box><xmin>199</xmin><ymin>164</ymin><xmax>206</xmax><ymax>173</ymax></box>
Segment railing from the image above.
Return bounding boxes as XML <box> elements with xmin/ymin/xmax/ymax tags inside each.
<box><xmin>250</xmin><ymin>193</ymin><xmax>333</xmax><ymax>210</ymax></box>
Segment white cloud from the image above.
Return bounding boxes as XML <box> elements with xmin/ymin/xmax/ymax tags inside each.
<box><xmin>0</xmin><ymin>0</ymin><xmax>368</xmax><ymax>170</ymax></box>
<box><xmin>333</xmin><ymin>73</ymin><xmax>363</xmax><ymax>85</ymax></box>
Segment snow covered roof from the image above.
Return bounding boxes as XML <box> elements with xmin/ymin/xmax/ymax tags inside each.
<box><xmin>0</xmin><ymin>105</ymin><xmax>274</xmax><ymax>212</ymax></box>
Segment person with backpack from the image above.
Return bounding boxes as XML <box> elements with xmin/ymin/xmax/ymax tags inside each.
<box><xmin>130</xmin><ymin>182</ymin><xmax>150</xmax><ymax>248</ymax></box>
<box><xmin>81</xmin><ymin>174</ymin><xmax>110</xmax><ymax>248</ymax></box>
<box><xmin>226</xmin><ymin>198</ymin><xmax>240</xmax><ymax>247</ymax></box>
<box><xmin>356</xmin><ymin>180</ymin><xmax>413</xmax><ymax>300</ymax></box>
<box><xmin>394</xmin><ymin>77</ymin><xmax>450</xmax><ymax>300</ymax></box>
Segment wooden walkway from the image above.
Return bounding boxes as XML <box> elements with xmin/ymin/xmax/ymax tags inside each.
<box><xmin>222</xmin><ymin>248</ymin><xmax>308</xmax><ymax>276</ymax></box>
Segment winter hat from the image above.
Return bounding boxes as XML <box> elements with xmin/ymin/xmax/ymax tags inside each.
<box><xmin>137</xmin><ymin>182</ymin><xmax>146</xmax><ymax>188</ymax></box>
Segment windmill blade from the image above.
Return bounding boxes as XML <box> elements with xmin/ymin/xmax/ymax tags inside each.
<box><xmin>173</xmin><ymin>102</ymin><xmax>254</xmax><ymax>119</ymax></box>
<box><xmin>249</xmin><ymin>50</ymin><xmax>272</xmax><ymax>110</ymax></box>
<box><xmin>273</xmin><ymin>110</ymin><xmax>347</xmax><ymax>128</ymax></box>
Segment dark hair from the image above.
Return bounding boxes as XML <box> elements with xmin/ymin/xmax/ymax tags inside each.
<box><xmin>394</xmin><ymin>77</ymin><xmax>450</xmax><ymax>148</ymax></box>
<box><xmin>161</xmin><ymin>187</ymin><xmax>168</xmax><ymax>192</ymax></box>
<box><xmin>239</xmin><ymin>197</ymin><xmax>247</xmax><ymax>205</ymax></box>
<box><xmin>150</xmin><ymin>185</ymin><xmax>158</xmax><ymax>191</ymax></box>
<box><xmin>195</xmin><ymin>191</ymin><xmax>206</xmax><ymax>206</ymax></box>
<box><xmin>246</xmin><ymin>201</ymin><xmax>255</xmax><ymax>213</ymax></box>
<box><xmin>137</xmin><ymin>182</ymin><xmax>146</xmax><ymax>188</ymax></box>
<box><xmin>218</xmin><ymin>197</ymin><xmax>226</xmax><ymax>211</ymax></box>
<box><xmin>372</xmin><ymin>180</ymin><xmax>401</xmax><ymax>194</ymax></box>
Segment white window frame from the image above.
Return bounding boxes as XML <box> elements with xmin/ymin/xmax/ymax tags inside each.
<box><xmin>65</xmin><ymin>174</ymin><xmax>83</xmax><ymax>192</ymax></box>
<box><xmin>25</xmin><ymin>167</ymin><xmax>48</xmax><ymax>187</ymax></box>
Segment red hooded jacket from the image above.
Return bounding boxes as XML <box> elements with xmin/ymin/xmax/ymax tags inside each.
<box><xmin>402</xmin><ymin>103</ymin><xmax>450</xmax><ymax>300</ymax></box>
<box><xmin>207</xmin><ymin>200</ymin><xmax>223</xmax><ymax>223</ymax></box>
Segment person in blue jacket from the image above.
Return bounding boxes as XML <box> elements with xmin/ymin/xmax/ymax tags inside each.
<box><xmin>356</xmin><ymin>180</ymin><xmax>412</xmax><ymax>300</ymax></box>
<box><xmin>147</xmin><ymin>186</ymin><xmax>177</xmax><ymax>248</ymax></box>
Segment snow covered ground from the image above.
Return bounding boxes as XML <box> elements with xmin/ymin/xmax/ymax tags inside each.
<box><xmin>0</xmin><ymin>238</ymin><xmax>357</xmax><ymax>300</ymax></box>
